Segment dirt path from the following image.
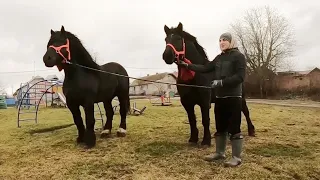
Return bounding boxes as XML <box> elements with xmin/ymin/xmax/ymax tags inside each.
<box><xmin>246</xmin><ymin>99</ymin><xmax>320</xmax><ymax>108</ymax></box>
<box><xmin>130</xmin><ymin>96</ymin><xmax>320</xmax><ymax>108</ymax></box>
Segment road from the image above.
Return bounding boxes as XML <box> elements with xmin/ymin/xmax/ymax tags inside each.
<box><xmin>130</xmin><ymin>96</ymin><xmax>320</xmax><ymax>108</ymax></box>
<box><xmin>246</xmin><ymin>99</ymin><xmax>320</xmax><ymax>108</ymax></box>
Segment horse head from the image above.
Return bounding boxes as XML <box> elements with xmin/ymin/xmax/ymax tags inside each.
<box><xmin>162</xmin><ymin>22</ymin><xmax>208</xmax><ymax>66</ymax></box>
<box><xmin>43</xmin><ymin>25</ymin><xmax>71</xmax><ymax>71</ymax></box>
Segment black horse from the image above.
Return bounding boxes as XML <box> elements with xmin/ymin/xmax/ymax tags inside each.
<box><xmin>162</xmin><ymin>23</ymin><xmax>256</xmax><ymax>147</ymax></box>
<box><xmin>43</xmin><ymin>26</ymin><xmax>130</xmax><ymax>148</ymax></box>
<box><xmin>162</xmin><ymin>22</ymin><xmax>213</xmax><ymax>147</ymax></box>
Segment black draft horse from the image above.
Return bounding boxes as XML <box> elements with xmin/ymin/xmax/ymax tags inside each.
<box><xmin>43</xmin><ymin>26</ymin><xmax>130</xmax><ymax>148</ymax></box>
<box><xmin>162</xmin><ymin>23</ymin><xmax>213</xmax><ymax>147</ymax></box>
<box><xmin>162</xmin><ymin>23</ymin><xmax>256</xmax><ymax>147</ymax></box>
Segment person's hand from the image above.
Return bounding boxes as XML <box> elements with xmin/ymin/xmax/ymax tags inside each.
<box><xmin>176</xmin><ymin>61</ymin><xmax>188</xmax><ymax>68</ymax></box>
<box><xmin>211</xmin><ymin>80</ymin><xmax>223</xmax><ymax>88</ymax></box>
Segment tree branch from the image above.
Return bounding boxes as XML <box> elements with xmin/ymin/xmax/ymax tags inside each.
<box><xmin>230</xmin><ymin>5</ymin><xmax>295</xmax><ymax>74</ymax></box>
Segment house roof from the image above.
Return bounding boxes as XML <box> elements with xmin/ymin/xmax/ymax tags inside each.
<box><xmin>130</xmin><ymin>72</ymin><xmax>177</xmax><ymax>86</ymax></box>
<box><xmin>46</xmin><ymin>75</ymin><xmax>59</xmax><ymax>81</ymax></box>
<box><xmin>276</xmin><ymin>67</ymin><xmax>320</xmax><ymax>76</ymax></box>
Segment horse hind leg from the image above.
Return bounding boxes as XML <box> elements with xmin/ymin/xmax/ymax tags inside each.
<box><xmin>200</xmin><ymin>104</ymin><xmax>211</xmax><ymax>147</ymax></box>
<box><xmin>116</xmin><ymin>94</ymin><xmax>129</xmax><ymax>137</ymax></box>
<box><xmin>242</xmin><ymin>98</ymin><xmax>255</xmax><ymax>136</ymax></box>
<box><xmin>101</xmin><ymin>100</ymin><xmax>114</xmax><ymax>138</ymax></box>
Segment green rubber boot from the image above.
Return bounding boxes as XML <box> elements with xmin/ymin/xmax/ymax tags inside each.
<box><xmin>224</xmin><ymin>134</ymin><xmax>243</xmax><ymax>167</ymax></box>
<box><xmin>204</xmin><ymin>132</ymin><xmax>227</xmax><ymax>161</ymax></box>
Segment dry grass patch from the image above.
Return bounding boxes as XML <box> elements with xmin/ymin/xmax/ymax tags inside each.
<box><xmin>0</xmin><ymin>99</ymin><xmax>319</xmax><ymax>179</ymax></box>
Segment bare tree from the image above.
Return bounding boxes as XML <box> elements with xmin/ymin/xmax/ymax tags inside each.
<box><xmin>0</xmin><ymin>82</ymin><xmax>6</xmax><ymax>94</ymax></box>
<box><xmin>230</xmin><ymin>6</ymin><xmax>295</xmax><ymax>97</ymax></box>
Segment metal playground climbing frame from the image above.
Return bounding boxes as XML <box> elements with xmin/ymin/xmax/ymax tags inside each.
<box><xmin>16</xmin><ymin>79</ymin><xmax>105</xmax><ymax>128</ymax></box>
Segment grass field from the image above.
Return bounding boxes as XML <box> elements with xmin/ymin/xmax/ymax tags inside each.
<box><xmin>0</xmin><ymin>99</ymin><xmax>320</xmax><ymax>180</ymax></box>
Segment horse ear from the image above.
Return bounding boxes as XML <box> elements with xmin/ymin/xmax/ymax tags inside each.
<box><xmin>164</xmin><ymin>25</ymin><xmax>170</xmax><ymax>35</ymax></box>
<box><xmin>50</xmin><ymin>29</ymin><xmax>55</xmax><ymax>35</ymax></box>
<box><xmin>177</xmin><ymin>22</ymin><xmax>183</xmax><ymax>32</ymax></box>
<box><xmin>61</xmin><ymin>25</ymin><xmax>66</xmax><ymax>33</ymax></box>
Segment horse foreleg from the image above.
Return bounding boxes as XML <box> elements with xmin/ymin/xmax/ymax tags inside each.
<box><xmin>83</xmin><ymin>103</ymin><xmax>96</xmax><ymax>148</ymax></box>
<box><xmin>182</xmin><ymin>101</ymin><xmax>198</xmax><ymax>145</ymax></box>
<box><xmin>67</xmin><ymin>100</ymin><xmax>85</xmax><ymax>144</ymax></box>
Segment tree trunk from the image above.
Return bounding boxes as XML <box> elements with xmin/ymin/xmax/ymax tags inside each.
<box><xmin>259</xmin><ymin>78</ymin><xmax>263</xmax><ymax>98</ymax></box>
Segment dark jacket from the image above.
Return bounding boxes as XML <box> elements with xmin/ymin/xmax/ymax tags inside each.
<box><xmin>187</xmin><ymin>48</ymin><xmax>246</xmax><ymax>98</ymax></box>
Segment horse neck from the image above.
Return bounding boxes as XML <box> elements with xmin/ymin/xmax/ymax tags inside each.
<box><xmin>64</xmin><ymin>42</ymin><xmax>99</xmax><ymax>79</ymax></box>
<box><xmin>184</xmin><ymin>43</ymin><xmax>206</xmax><ymax>65</ymax></box>
<box><xmin>70</xmin><ymin>43</ymin><xmax>99</xmax><ymax>68</ymax></box>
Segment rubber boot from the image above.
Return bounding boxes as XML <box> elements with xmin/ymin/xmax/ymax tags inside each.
<box><xmin>204</xmin><ymin>132</ymin><xmax>227</xmax><ymax>161</ymax></box>
<box><xmin>224</xmin><ymin>134</ymin><xmax>243</xmax><ymax>167</ymax></box>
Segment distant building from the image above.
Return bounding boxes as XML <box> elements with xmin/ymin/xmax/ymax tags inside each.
<box><xmin>244</xmin><ymin>67</ymin><xmax>320</xmax><ymax>97</ymax></box>
<box><xmin>129</xmin><ymin>72</ymin><xmax>178</xmax><ymax>96</ymax></box>
<box><xmin>275</xmin><ymin>67</ymin><xmax>320</xmax><ymax>93</ymax></box>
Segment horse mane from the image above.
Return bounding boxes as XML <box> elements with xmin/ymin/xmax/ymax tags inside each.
<box><xmin>65</xmin><ymin>31</ymin><xmax>99</xmax><ymax>69</ymax></box>
<box><xmin>180</xmin><ymin>30</ymin><xmax>209</xmax><ymax>62</ymax></box>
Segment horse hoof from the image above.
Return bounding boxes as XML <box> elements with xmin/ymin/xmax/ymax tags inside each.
<box><xmin>248</xmin><ymin>129</ymin><xmax>256</xmax><ymax>137</ymax></box>
<box><xmin>84</xmin><ymin>131</ymin><xmax>96</xmax><ymax>148</ymax></box>
<box><xmin>116</xmin><ymin>128</ymin><xmax>127</xmax><ymax>137</ymax></box>
<box><xmin>188</xmin><ymin>142</ymin><xmax>198</xmax><ymax>147</ymax></box>
<box><xmin>84</xmin><ymin>143</ymin><xmax>95</xmax><ymax>149</ymax></box>
<box><xmin>76</xmin><ymin>136</ymin><xmax>85</xmax><ymax>144</ymax></box>
<box><xmin>100</xmin><ymin>129</ymin><xmax>112</xmax><ymax>138</ymax></box>
<box><xmin>200</xmin><ymin>144</ymin><xmax>210</xmax><ymax>149</ymax></box>
<box><xmin>188</xmin><ymin>137</ymin><xmax>198</xmax><ymax>143</ymax></box>
<box><xmin>201</xmin><ymin>140</ymin><xmax>211</xmax><ymax>147</ymax></box>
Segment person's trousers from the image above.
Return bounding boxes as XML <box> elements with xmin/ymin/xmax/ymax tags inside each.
<box><xmin>214</xmin><ymin>97</ymin><xmax>242</xmax><ymax>137</ymax></box>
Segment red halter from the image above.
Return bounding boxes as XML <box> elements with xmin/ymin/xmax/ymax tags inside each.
<box><xmin>166</xmin><ymin>39</ymin><xmax>195</xmax><ymax>82</ymax></box>
<box><xmin>166</xmin><ymin>39</ymin><xmax>186</xmax><ymax>63</ymax></box>
<box><xmin>49</xmin><ymin>39</ymin><xmax>71</xmax><ymax>71</ymax></box>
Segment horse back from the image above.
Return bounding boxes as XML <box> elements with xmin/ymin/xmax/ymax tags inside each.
<box><xmin>99</xmin><ymin>62</ymin><xmax>130</xmax><ymax>91</ymax></box>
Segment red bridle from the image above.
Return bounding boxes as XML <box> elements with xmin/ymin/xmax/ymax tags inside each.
<box><xmin>166</xmin><ymin>38</ymin><xmax>195</xmax><ymax>82</ymax></box>
<box><xmin>49</xmin><ymin>39</ymin><xmax>71</xmax><ymax>64</ymax></box>
<box><xmin>166</xmin><ymin>39</ymin><xmax>186</xmax><ymax>63</ymax></box>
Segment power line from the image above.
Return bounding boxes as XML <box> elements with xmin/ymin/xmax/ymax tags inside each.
<box><xmin>0</xmin><ymin>66</ymin><xmax>177</xmax><ymax>75</ymax></box>
<box><xmin>0</xmin><ymin>69</ymin><xmax>57</xmax><ymax>74</ymax></box>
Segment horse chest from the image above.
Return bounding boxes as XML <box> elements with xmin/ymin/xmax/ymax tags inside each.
<box><xmin>63</xmin><ymin>76</ymin><xmax>99</xmax><ymax>99</ymax></box>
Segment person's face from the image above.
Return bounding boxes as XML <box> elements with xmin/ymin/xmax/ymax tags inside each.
<box><xmin>219</xmin><ymin>38</ymin><xmax>230</xmax><ymax>51</ymax></box>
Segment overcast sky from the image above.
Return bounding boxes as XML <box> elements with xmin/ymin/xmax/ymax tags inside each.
<box><xmin>0</xmin><ymin>0</ymin><xmax>319</xmax><ymax>95</ymax></box>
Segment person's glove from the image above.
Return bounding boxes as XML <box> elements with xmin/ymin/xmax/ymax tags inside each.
<box><xmin>176</xmin><ymin>61</ymin><xmax>188</xmax><ymax>68</ymax></box>
<box><xmin>211</xmin><ymin>80</ymin><xmax>223</xmax><ymax>88</ymax></box>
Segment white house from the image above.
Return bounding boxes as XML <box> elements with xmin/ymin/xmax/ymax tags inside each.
<box><xmin>129</xmin><ymin>72</ymin><xmax>178</xmax><ymax>96</ymax></box>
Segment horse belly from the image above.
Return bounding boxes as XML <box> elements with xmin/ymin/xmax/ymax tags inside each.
<box><xmin>95</xmin><ymin>86</ymin><xmax>117</xmax><ymax>102</ymax></box>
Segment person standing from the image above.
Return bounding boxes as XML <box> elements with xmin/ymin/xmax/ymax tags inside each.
<box><xmin>178</xmin><ymin>32</ymin><xmax>246</xmax><ymax>167</ymax></box>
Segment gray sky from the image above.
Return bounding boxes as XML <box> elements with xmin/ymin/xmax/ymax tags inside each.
<box><xmin>0</xmin><ymin>0</ymin><xmax>319</xmax><ymax>94</ymax></box>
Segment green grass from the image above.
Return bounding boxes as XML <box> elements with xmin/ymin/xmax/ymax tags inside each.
<box><xmin>0</xmin><ymin>99</ymin><xmax>320</xmax><ymax>179</ymax></box>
